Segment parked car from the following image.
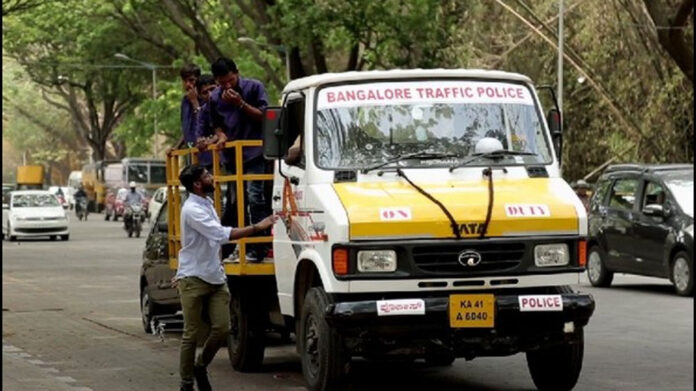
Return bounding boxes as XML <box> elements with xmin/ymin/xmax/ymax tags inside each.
<box><xmin>587</xmin><ymin>164</ymin><xmax>693</xmax><ymax>296</ymax></box>
<box><xmin>2</xmin><ymin>190</ymin><xmax>69</xmax><ymax>241</ymax></box>
<box><xmin>140</xmin><ymin>197</ymin><xmax>186</xmax><ymax>333</ymax></box>
<box><xmin>105</xmin><ymin>188</ymin><xmax>128</xmax><ymax>221</ymax></box>
<box><xmin>147</xmin><ymin>186</ymin><xmax>186</xmax><ymax>224</ymax></box>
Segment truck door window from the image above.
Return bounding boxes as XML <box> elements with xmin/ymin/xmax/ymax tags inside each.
<box><xmin>608</xmin><ymin>178</ymin><xmax>638</xmax><ymax>210</ymax></box>
<box><xmin>284</xmin><ymin>98</ymin><xmax>305</xmax><ymax>168</ymax></box>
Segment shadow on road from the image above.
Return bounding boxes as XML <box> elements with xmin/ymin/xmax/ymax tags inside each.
<box><xmin>607</xmin><ymin>283</ymin><xmax>685</xmax><ymax>297</ymax></box>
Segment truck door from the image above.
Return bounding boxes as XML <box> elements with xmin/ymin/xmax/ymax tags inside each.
<box><xmin>272</xmin><ymin>96</ymin><xmax>307</xmax><ymax>302</ymax></box>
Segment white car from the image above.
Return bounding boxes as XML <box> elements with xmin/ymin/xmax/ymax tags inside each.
<box><xmin>148</xmin><ymin>186</ymin><xmax>186</xmax><ymax>224</ymax></box>
<box><xmin>2</xmin><ymin>190</ymin><xmax>70</xmax><ymax>241</ymax></box>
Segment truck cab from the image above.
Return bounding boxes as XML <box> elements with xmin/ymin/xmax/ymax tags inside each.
<box><xmin>167</xmin><ymin>69</ymin><xmax>595</xmax><ymax>391</ymax></box>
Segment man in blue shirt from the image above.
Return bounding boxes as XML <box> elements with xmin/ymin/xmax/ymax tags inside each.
<box><xmin>209</xmin><ymin>57</ymin><xmax>271</xmax><ymax>261</ymax></box>
<box><xmin>168</xmin><ymin>64</ymin><xmax>202</xmax><ymax>156</ymax></box>
<box><xmin>176</xmin><ymin>164</ymin><xmax>276</xmax><ymax>391</ymax></box>
<box><xmin>193</xmin><ymin>74</ymin><xmax>220</xmax><ymax>170</ymax></box>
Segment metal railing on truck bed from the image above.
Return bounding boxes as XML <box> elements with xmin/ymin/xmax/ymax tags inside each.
<box><xmin>166</xmin><ymin>140</ymin><xmax>274</xmax><ymax>276</ymax></box>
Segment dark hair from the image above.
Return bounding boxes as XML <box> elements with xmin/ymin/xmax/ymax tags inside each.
<box><xmin>180</xmin><ymin>63</ymin><xmax>201</xmax><ymax>80</ymax></box>
<box><xmin>196</xmin><ymin>74</ymin><xmax>216</xmax><ymax>91</ymax></box>
<box><xmin>211</xmin><ymin>57</ymin><xmax>238</xmax><ymax>77</ymax></box>
<box><xmin>179</xmin><ymin>164</ymin><xmax>206</xmax><ymax>193</ymax></box>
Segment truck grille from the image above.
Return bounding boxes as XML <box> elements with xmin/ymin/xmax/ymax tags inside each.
<box><xmin>412</xmin><ymin>243</ymin><xmax>525</xmax><ymax>274</ymax></box>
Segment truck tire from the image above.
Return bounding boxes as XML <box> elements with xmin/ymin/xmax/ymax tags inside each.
<box><xmin>671</xmin><ymin>251</ymin><xmax>693</xmax><ymax>296</ymax></box>
<box><xmin>300</xmin><ymin>287</ymin><xmax>348</xmax><ymax>391</ymax></box>
<box><xmin>587</xmin><ymin>246</ymin><xmax>613</xmax><ymax>287</ymax></box>
<box><xmin>141</xmin><ymin>288</ymin><xmax>158</xmax><ymax>334</ymax></box>
<box><xmin>227</xmin><ymin>291</ymin><xmax>265</xmax><ymax>371</ymax></box>
<box><xmin>526</xmin><ymin>328</ymin><xmax>584</xmax><ymax>391</ymax></box>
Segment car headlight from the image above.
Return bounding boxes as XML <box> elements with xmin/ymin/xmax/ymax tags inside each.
<box><xmin>357</xmin><ymin>250</ymin><xmax>397</xmax><ymax>272</ymax></box>
<box><xmin>534</xmin><ymin>244</ymin><xmax>569</xmax><ymax>267</ymax></box>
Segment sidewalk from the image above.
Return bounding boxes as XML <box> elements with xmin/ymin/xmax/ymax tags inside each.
<box><xmin>3</xmin><ymin>341</ymin><xmax>92</xmax><ymax>391</ymax></box>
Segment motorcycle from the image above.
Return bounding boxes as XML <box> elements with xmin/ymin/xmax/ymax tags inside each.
<box><xmin>75</xmin><ymin>198</ymin><xmax>88</xmax><ymax>221</ymax></box>
<box><xmin>124</xmin><ymin>203</ymin><xmax>143</xmax><ymax>238</ymax></box>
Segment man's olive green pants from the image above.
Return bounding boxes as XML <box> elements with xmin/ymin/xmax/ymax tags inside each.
<box><xmin>178</xmin><ymin>276</ymin><xmax>230</xmax><ymax>382</ymax></box>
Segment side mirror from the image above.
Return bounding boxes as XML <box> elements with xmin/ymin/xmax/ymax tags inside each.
<box><xmin>642</xmin><ymin>204</ymin><xmax>665</xmax><ymax>217</ymax></box>
<box><xmin>263</xmin><ymin>106</ymin><xmax>285</xmax><ymax>159</ymax></box>
<box><xmin>547</xmin><ymin>108</ymin><xmax>562</xmax><ymax>159</ymax></box>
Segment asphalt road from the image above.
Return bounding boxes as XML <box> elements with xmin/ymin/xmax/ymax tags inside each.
<box><xmin>2</xmin><ymin>216</ymin><xmax>693</xmax><ymax>390</ymax></box>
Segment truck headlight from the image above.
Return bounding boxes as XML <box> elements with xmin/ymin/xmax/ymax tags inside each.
<box><xmin>534</xmin><ymin>244</ymin><xmax>569</xmax><ymax>267</ymax></box>
<box><xmin>357</xmin><ymin>250</ymin><xmax>397</xmax><ymax>272</ymax></box>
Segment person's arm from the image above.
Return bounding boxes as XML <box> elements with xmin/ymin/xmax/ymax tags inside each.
<box><xmin>239</xmin><ymin>82</ymin><xmax>268</xmax><ymax>122</ymax></box>
<box><xmin>186</xmin><ymin>207</ymin><xmax>276</xmax><ymax>243</ymax></box>
<box><xmin>229</xmin><ymin>214</ymin><xmax>277</xmax><ymax>240</ymax></box>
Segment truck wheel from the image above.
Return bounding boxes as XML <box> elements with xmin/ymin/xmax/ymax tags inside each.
<box><xmin>671</xmin><ymin>251</ymin><xmax>693</xmax><ymax>296</ymax></box>
<box><xmin>227</xmin><ymin>292</ymin><xmax>265</xmax><ymax>371</ymax></box>
<box><xmin>300</xmin><ymin>287</ymin><xmax>348</xmax><ymax>391</ymax></box>
<box><xmin>526</xmin><ymin>329</ymin><xmax>584</xmax><ymax>391</ymax></box>
<box><xmin>587</xmin><ymin>246</ymin><xmax>613</xmax><ymax>287</ymax></box>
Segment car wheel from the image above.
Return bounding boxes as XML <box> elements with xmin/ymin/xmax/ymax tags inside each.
<box><xmin>300</xmin><ymin>287</ymin><xmax>349</xmax><ymax>391</ymax></box>
<box><xmin>587</xmin><ymin>246</ymin><xmax>613</xmax><ymax>287</ymax></box>
<box><xmin>7</xmin><ymin>223</ymin><xmax>16</xmax><ymax>242</ymax></box>
<box><xmin>61</xmin><ymin>235</ymin><xmax>69</xmax><ymax>241</ymax></box>
<box><xmin>141</xmin><ymin>289</ymin><xmax>156</xmax><ymax>333</ymax></box>
<box><xmin>671</xmin><ymin>251</ymin><xmax>693</xmax><ymax>296</ymax></box>
<box><xmin>526</xmin><ymin>328</ymin><xmax>584</xmax><ymax>391</ymax></box>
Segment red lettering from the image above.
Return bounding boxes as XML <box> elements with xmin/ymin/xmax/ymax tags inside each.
<box><xmin>345</xmin><ymin>90</ymin><xmax>355</xmax><ymax>101</ymax></box>
<box><xmin>394</xmin><ymin>89</ymin><xmax>404</xmax><ymax>100</ymax></box>
<box><xmin>516</xmin><ymin>88</ymin><xmax>524</xmax><ymax>99</ymax></box>
<box><xmin>521</xmin><ymin>298</ymin><xmax>529</xmax><ymax>307</ymax></box>
<box><xmin>425</xmin><ymin>88</ymin><xmax>435</xmax><ymax>99</ymax></box>
<box><xmin>398</xmin><ymin>210</ymin><xmax>408</xmax><ymax>218</ymax></box>
<box><xmin>435</xmin><ymin>88</ymin><xmax>445</xmax><ymax>99</ymax></box>
<box><xmin>384</xmin><ymin>89</ymin><xmax>394</xmax><ymax>99</ymax></box>
<box><xmin>327</xmin><ymin>92</ymin><xmax>336</xmax><ymax>103</ymax></box>
<box><xmin>404</xmin><ymin>88</ymin><xmax>412</xmax><ymax>99</ymax></box>
<box><xmin>476</xmin><ymin>87</ymin><xmax>485</xmax><ymax>97</ymax></box>
<box><xmin>367</xmin><ymin>90</ymin><xmax>377</xmax><ymax>100</ymax></box>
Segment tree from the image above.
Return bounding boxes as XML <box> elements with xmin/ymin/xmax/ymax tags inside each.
<box><xmin>3</xmin><ymin>0</ymin><xmax>148</xmax><ymax>162</ymax></box>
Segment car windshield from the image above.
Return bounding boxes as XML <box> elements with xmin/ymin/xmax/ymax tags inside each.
<box><xmin>666</xmin><ymin>173</ymin><xmax>693</xmax><ymax>217</ymax></box>
<box><xmin>12</xmin><ymin>194</ymin><xmax>60</xmax><ymax>208</ymax></box>
<box><xmin>315</xmin><ymin>80</ymin><xmax>551</xmax><ymax>170</ymax></box>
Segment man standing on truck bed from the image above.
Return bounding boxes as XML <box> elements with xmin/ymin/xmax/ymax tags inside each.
<box><xmin>176</xmin><ymin>164</ymin><xmax>276</xmax><ymax>391</ymax></box>
<box><xmin>209</xmin><ymin>56</ymin><xmax>270</xmax><ymax>261</ymax></box>
<box><xmin>168</xmin><ymin>63</ymin><xmax>202</xmax><ymax>158</ymax></box>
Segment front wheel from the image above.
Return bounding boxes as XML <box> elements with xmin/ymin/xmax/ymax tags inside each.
<box><xmin>586</xmin><ymin>246</ymin><xmax>613</xmax><ymax>287</ymax></box>
<box><xmin>227</xmin><ymin>290</ymin><xmax>265</xmax><ymax>371</ymax></box>
<box><xmin>671</xmin><ymin>251</ymin><xmax>693</xmax><ymax>296</ymax></box>
<box><xmin>300</xmin><ymin>287</ymin><xmax>349</xmax><ymax>391</ymax></box>
<box><xmin>526</xmin><ymin>329</ymin><xmax>584</xmax><ymax>391</ymax></box>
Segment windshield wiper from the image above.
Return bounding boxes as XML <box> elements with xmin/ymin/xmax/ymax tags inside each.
<box><xmin>361</xmin><ymin>151</ymin><xmax>460</xmax><ymax>174</ymax></box>
<box><xmin>449</xmin><ymin>150</ymin><xmax>537</xmax><ymax>172</ymax></box>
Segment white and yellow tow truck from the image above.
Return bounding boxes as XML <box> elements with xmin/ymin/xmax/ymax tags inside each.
<box><xmin>167</xmin><ymin>69</ymin><xmax>595</xmax><ymax>391</ymax></box>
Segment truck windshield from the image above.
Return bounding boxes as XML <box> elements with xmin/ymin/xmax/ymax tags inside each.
<box><xmin>315</xmin><ymin>80</ymin><xmax>551</xmax><ymax>170</ymax></box>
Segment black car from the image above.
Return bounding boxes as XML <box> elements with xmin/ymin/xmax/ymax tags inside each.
<box><xmin>587</xmin><ymin>164</ymin><xmax>693</xmax><ymax>296</ymax></box>
<box><xmin>140</xmin><ymin>199</ymin><xmax>181</xmax><ymax>332</ymax></box>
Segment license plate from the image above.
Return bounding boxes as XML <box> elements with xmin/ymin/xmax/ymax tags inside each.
<box><xmin>449</xmin><ymin>294</ymin><xmax>495</xmax><ymax>328</ymax></box>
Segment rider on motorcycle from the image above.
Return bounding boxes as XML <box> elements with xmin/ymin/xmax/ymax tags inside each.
<box><xmin>124</xmin><ymin>182</ymin><xmax>144</xmax><ymax>229</ymax></box>
<box><xmin>74</xmin><ymin>186</ymin><xmax>87</xmax><ymax>211</ymax></box>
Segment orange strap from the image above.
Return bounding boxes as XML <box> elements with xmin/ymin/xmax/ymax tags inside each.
<box><xmin>282</xmin><ymin>177</ymin><xmax>298</xmax><ymax>223</ymax></box>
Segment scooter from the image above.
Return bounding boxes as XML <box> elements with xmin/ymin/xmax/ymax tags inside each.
<box><xmin>124</xmin><ymin>204</ymin><xmax>143</xmax><ymax>238</ymax></box>
<box><xmin>75</xmin><ymin>198</ymin><xmax>89</xmax><ymax>221</ymax></box>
